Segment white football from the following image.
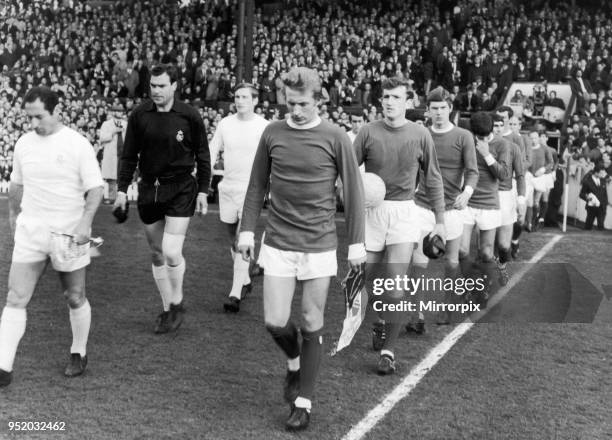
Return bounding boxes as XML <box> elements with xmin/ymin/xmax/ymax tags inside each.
<box><xmin>362</xmin><ymin>172</ymin><xmax>386</xmax><ymax>208</ymax></box>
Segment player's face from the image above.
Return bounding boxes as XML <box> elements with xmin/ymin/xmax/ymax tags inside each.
<box><xmin>285</xmin><ymin>87</ymin><xmax>320</xmax><ymax>125</ymax></box>
<box><xmin>24</xmin><ymin>98</ymin><xmax>57</xmax><ymax>136</ymax></box>
<box><xmin>497</xmin><ymin>111</ymin><xmax>510</xmax><ymax>127</ymax></box>
<box><xmin>529</xmin><ymin>132</ymin><xmax>539</xmax><ymax>146</ymax></box>
<box><xmin>150</xmin><ymin>73</ymin><xmax>176</xmax><ymax>108</ymax></box>
<box><xmin>428</xmin><ymin>101</ymin><xmax>451</xmax><ymax>127</ymax></box>
<box><xmin>509</xmin><ymin>117</ymin><xmax>520</xmax><ymax>132</ymax></box>
<box><xmin>493</xmin><ymin>121</ymin><xmax>504</xmax><ymax>136</ymax></box>
<box><xmin>234</xmin><ymin>87</ymin><xmax>257</xmax><ymax>115</ymax></box>
<box><xmin>382</xmin><ymin>86</ymin><xmax>408</xmax><ymax>121</ymax></box>
<box><xmin>351</xmin><ymin>116</ymin><xmax>364</xmax><ymax>133</ymax></box>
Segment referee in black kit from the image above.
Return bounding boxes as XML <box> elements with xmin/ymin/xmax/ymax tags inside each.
<box><xmin>114</xmin><ymin>64</ymin><xmax>210</xmax><ymax>334</ymax></box>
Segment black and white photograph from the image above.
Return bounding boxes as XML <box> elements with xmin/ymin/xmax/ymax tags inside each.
<box><xmin>1</xmin><ymin>0</ymin><xmax>611</xmax><ymax>438</ymax></box>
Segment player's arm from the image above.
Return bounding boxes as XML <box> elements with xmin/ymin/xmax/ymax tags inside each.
<box><xmin>544</xmin><ymin>147</ymin><xmax>554</xmax><ymax>173</ymax></box>
<box><xmin>8</xmin><ymin>182</ymin><xmax>22</xmax><ymax>234</ymax></box>
<box><xmin>8</xmin><ymin>142</ymin><xmax>23</xmax><ymax>234</ymax></box>
<box><xmin>208</xmin><ymin>119</ymin><xmax>224</xmax><ymax>174</ymax></box>
<box><xmin>352</xmin><ymin>127</ymin><xmax>367</xmax><ymax>167</ymax></box>
<box><xmin>192</xmin><ymin>110</ymin><xmax>211</xmax><ymax>215</ymax></box>
<box><xmin>481</xmin><ymin>139</ymin><xmax>511</xmax><ymax>181</ymax></box>
<box><xmin>513</xmin><ymin>145</ymin><xmax>526</xmax><ymax>198</ymax></box>
<box><xmin>336</xmin><ymin>132</ymin><xmax>366</xmax><ymax>269</ymax></box>
<box><xmin>421</xmin><ymin>132</ymin><xmax>446</xmax><ymax>238</ymax></box>
<box><xmin>455</xmin><ymin>133</ymin><xmax>478</xmax><ymax>209</ymax></box>
<box><xmin>237</xmin><ymin>131</ymin><xmax>271</xmax><ymax>261</ymax></box>
<box><xmin>74</xmin><ymin>140</ymin><xmax>105</xmax><ymax>244</ymax></box>
<box><xmin>521</xmin><ymin>136</ymin><xmax>532</xmax><ymax>169</ymax></box>
<box><xmin>115</xmin><ymin>111</ymin><xmax>141</xmax><ymax>209</ymax></box>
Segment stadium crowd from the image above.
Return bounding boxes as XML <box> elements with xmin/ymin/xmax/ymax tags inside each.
<box><xmin>1</xmin><ymin>0</ymin><xmax>612</xmax><ymax>189</ymax></box>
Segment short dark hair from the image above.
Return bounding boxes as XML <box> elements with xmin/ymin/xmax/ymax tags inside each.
<box><xmin>23</xmin><ymin>86</ymin><xmax>59</xmax><ymax>113</ymax></box>
<box><xmin>381</xmin><ymin>76</ymin><xmax>412</xmax><ymax>93</ymax></box>
<box><xmin>234</xmin><ymin>82</ymin><xmax>259</xmax><ymax>98</ymax></box>
<box><xmin>593</xmin><ymin>161</ymin><xmax>605</xmax><ymax>172</ymax></box>
<box><xmin>426</xmin><ymin>86</ymin><xmax>452</xmax><ymax>106</ymax></box>
<box><xmin>497</xmin><ymin>105</ymin><xmax>513</xmax><ymax>117</ymax></box>
<box><xmin>151</xmin><ymin>64</ymin><xmax>178</xmax><ymax>83</ymax></box>
<box><xmin>470</xmin><ymin>112</ymin><xmax>493</xmax><ymax>137</ymax></box>
<box><xmin>492</xmin><ymin>113</ymin><xmax>505</xmax><ymax>124</ymax></box>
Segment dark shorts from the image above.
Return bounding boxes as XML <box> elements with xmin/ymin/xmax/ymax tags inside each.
<box><xmin>137</xmin><ymin>174</ymin><xmax>198</xmax><ymax>224</ymax></box>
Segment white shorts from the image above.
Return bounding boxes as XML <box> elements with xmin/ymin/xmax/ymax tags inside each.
<box><xmin>544</xmin><ymin>173</ymin><xmax>555</xmax><ymax>190</ymax></box>
<box><xmin>365</xmin><ymin>200</ymin><xmax>421</xmax><ymax>252</ymax></box>
<box><xmin>219</xmin><ymin>186</ymin><xmax>247</xmax><ymax>224</ymax></box>
<box><xmin>12</xmin><ymin>216</ymin><xmax>90</xmax><ymax>272</ymax></box>
<box><xmin>462</xmin><ymin>206</ymin><xmax>502</xmax><ymax>231</ymax></box>
<box><xmin>499</xmin><ymin>190</ymin><xmax>518</xmax><ymax>226</ymax></box>
<box><xmin>257</xmin><ymin>244</ymin><xmax>337</xmax><ymax>280</ymax></box>
<box><xmin>531</xmin><ymin>174</ymin><xmax>549</xmax><ymax>193</ymax></box>
<box><xmin>412</xmin><ymin>204</ymin><xmax>465</xmax><ymax>242</ymax></box>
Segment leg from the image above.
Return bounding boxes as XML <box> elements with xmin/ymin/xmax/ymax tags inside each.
<box><xmin>584</xmin><ymin>207</ymin><xmax>596</xmax><ymax>230</ymax></box>
<box><xmin>367</xmin><ymin>250</ymin><xmax>387</xmax><ymax>351</ymax></box>
<box><xmin>532</xmin><ymin>191</ymin><xmax>543</xmax><ymax>230</ymax></box>
<box><xmin>407</xmin><ymin>233</ymin><xmax>429</xmax><ymax>332</ymax></box>
<box><xmin>439</xmin><ymin>237</ymin><xmax>462</xmax><ymax>324</ymax></box>
<box><xmin>162</xmin><ymin>216</ymin><xmax>191</xmax><ymax>330</ymax></box>
<box><xmin>476</xmin><ymin>228</ymin><xmax>498</xmax><ymax>307</ymax></box>
<box><xmin>263</xmin><ymin>275</ymin><xmax>302</xmax><ymax>406</ymax></box>
<box><xmin>224</xmin><ymin>221</ymin><xmax>252</xmax><ymax>310</ymax></box>
<box><xmin>377</xmin><ymin>242</ymin><xmax>414</xmax><ymax>374</ymax></box>
<box><xmin>459</xmin><ymin>223</ymin><xmax>475</xmax><ymax>277</ymax></box>
<box><xmin>495</xmin><ymin>224</ymin><xmax>513</xmax><ymax>285</ymax></box>
<box><xmin>295</xmin><ymin>277</ymin><xmax>331</xmax><ymax>407</ymax></box>
<box><xmin>0</xmin><ymin>261</ymin><xmax>47</xmax><ymax>385</ymax></box>
<box><xmin>59</xmin><ymin>267</ymin><xmax>90</xmax><ymax>377</ymax></box>
<box><xmin>596</xmin><ymin>207</ymin><xmax>606</xmax><ymax>230</ymax></box>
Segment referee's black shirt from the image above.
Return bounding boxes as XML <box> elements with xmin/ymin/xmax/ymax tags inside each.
<box><xmin>118</xmin><ymin>99</ymin><xmax>211</xmax><ymax>193</ymax></box>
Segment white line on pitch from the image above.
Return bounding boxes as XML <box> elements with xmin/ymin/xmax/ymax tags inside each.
<box><xmin>341</xmin><ymin>234</ymin><xmax>563</xmax><ymax>440</ymax></box>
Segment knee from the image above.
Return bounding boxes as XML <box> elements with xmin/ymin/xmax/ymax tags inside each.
<box><xmin>64</xmin><ymin>287</ymin><xmax>86</xmax><ymax>309</ymax></box>
<box><xmin>264</xmin><ymin>313</ymin><xmax>289</xmax><ymax>329</ymax></box>
<box><xmin>6</xmin><ymin>289</ymin><xmax>30</xmax><ymax>309</ymax></box>
<box><xmin>301</xmin><ymin>308</ymin><xmax>324</xmax><ymax>332</ymax></box>
<box><xmin>479</xmin><ymin>246</ymin><xmax>495</xmax><ymax>263</ymax></box>
<box><xmin>161</xmin><ymin>241</ymin><xmax>183</xmax><ymax>266</ymax></box>
<box><xmin>444</xmin><ymin>257</ymin><xmax>459</xmax><ymax>269</ymax></box>
<box><xmin>458</xmin><ymin>250</ymin><xmax>470</xmax><ymax>261</ymax></box>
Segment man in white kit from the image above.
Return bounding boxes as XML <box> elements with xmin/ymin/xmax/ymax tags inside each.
<box><xmin>208</xmin><ymin>83</ymin><xmax>269</xmax><ymax>312</ymax></box>
<box><xmin>0</xmin><ymin>87</ymin><xmax>104</xmax><ymax>386</ymax></box>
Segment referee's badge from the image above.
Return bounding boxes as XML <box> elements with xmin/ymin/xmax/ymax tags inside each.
<box><xmin>176</xmin><ymin>130</ymin><xmax>184</xmax><ymax>142</ymax></box>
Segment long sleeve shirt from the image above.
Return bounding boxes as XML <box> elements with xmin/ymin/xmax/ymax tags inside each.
<box><xmin>353</xmin><ymin>120</ymin><xmax>446</xmax><ymax>222</ymax></box>
<box><xmin>529</xmin><ymin>145</ymin><xmax>553</xmax><ymax>175</ymax></box>
<box><xmin>240</xmin><ymin>119</ymin><xmax>365</xmax><ymax>253</ymax></box>
<box><xmin>415</xmin><ymin>125</ymin><xmax>479</xmax><ymax>211</ymax></box>
<box><xmin>498</xmin><ymin>139</ymin><xmax>526</xmax><ymax>197</ymax></box>
<box><xmin>469</xmin><ymin>136</ymin><xmax>511</xmax><ymax>209</ymax></box>
<box><xmin>118</xmin><ymin>99</ymin><xmax>210</xmax><ymax>193</ymax></box>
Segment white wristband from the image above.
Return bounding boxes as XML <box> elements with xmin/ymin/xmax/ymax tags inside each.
<box><xmin>484</xmin><ymin>154</ymin><xmax>495</xmax><ymax>166</ymax></box>
<box><xmin>348</xmin><ymin>243</ymin><xmax>366</xmax><ymax>260</ymax></box>
<box><xmin>464</xmin><ymin>186</ymin><xmax>474</xmax><ymax>197</ymax></box>
<box><xmin>238</xmin><ymin>231</ymin><xmax>255</xmax><ymax>248</ymax></box>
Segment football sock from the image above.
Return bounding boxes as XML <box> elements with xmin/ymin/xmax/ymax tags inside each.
<box><xmin>498</xmin><ymin>247</ymin><xmax>511</xmax><ymax>264</ymax></box>
<box><xmin>299</xmin><ymin>328</ymin><xmax>323</xmax><ymax>401</ymax></box>
<box><xmin>410</xmin><ymin>264</ymin><xmax>428</xmax><ymax>322</ymax></box>
<box><xmin>512</xmin><ymin>222</ymin><xmax>522</xmax><ymax>241</ymax></box>
<box><xmin>444</xmin><ymin>263</ymin><xmax>460</xmax><ymax>304</ymax></box>
<box><xmin>294</xmin><ymin>396</ymin><xmax>312</xmax><ymax>411</ymax></box>
<box><xmin>478</xmin><ymin>257</ymin><xmax>497</xmax><ymax>290</ymax></box>
<box><xmin>0</xmin><ymin>306</ymin><xmax>26</xmax><ymax>372</ymax></box>
<box><xmin>380</xmin><ymin>349</ymin><xmax>395</xmax><ymax>359</ymax></box>
<box><xmin>69</xmin><ymin>300</ymin><xmax>91</xmax><ymax>357</ymax></box>
<box><xmin>381</xmin><ymin>322</ymin><xmax>403</xmax><ymax>352</ymax></box>
<box><xmin>287</xmin><ymin>356</ymin><xmax>300</xmax><ymax>372</ymax></box>
<box><xmin>152</xmin><ymin>264</ymin><xmax>172</xmax><ymax>311</ymax></box>
<box><xmin>459</xmin><ymin>254</ymin><xmax>473</xmax><ymax>279</ymax></box>
<box><xmin>525</xmin><ymin>207</ymin><xmax>533</xmax><ymax>228</ymax></box>
<box><xmin>167</xmin><ymin>258</ymin><xmax>186</xmax><ymax>305</ymax></box>
<box><xmin>266</xmin><ymin>322</ymin><xmax>300</xmax><ymax>359</ymax></box>
<box><xmin>229</xmin><ymin>251</ymin><xmax>251</xmax><ymax>299</ymax></box>
<box><xmin>540</xmin><ymin>202</ymin><xmax>548</xmax><ymax>220</ymax></box>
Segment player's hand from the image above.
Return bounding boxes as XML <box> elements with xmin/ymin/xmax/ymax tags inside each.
<box><xmin>535</xmin><ymin>167</ymin><xmax>545</xmax><ymax>177</ymax></box>
<box><xmin>453</xmin><ymin>190</ymin><xmax>471</xmax><ymax>210</ymax></box>
<box><xmin>475</xmin><ymin>138</ymin><xmax>490</xmax><ymax>157</ymax></box>
<box><xmin>348</xmin><ymin>255</ymin><xmax>366</xmax><ymax>272</ymax></box>
<box><xmin>430</xmin><ymin>223</ymin><xmax>446</xmax><ymax>245</ymax></box>
<box><xmin>114</xmin><ymin>192</ymin><xmax>127</xmax><ymax>211</ymax></box>
<box><xmin>237</xmin><ymin>243</ymin><xmax>254</xmax><ymax>262</ymax></box>
<box><xmin>72</xmin><ymin>224</ymin><xmax>91</xmax><ymax>245</ymax></box>
<box><xmin>196</xmin><ymin>192</ymin><xmax>208</xmax><ymax>216</ymax></box>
